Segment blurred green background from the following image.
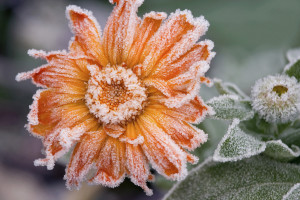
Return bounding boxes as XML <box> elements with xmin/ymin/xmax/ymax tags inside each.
<box><xmin>1</xmin><ymin>0</ymin><xmax>300</xmax><ymax>199</ymax></box>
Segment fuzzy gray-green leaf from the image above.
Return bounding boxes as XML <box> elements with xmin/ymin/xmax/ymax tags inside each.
<box><xmin>213</xmin><ymin>119</ymin><xmax>266</xmax><ymax>162</ymax></box>
<box><xmin>283</xmin><ymin>183</ymin><xmax>300</xmax><ymax>200</ymax></box>
<box><xmin>163</xmin><ymin>156</ymin><xmax>300</xmax><ymax>200</ymax></box>
<box><xmin>264</xmin><ymin>140</ymin><xmax>300</xmax><ymax>162</ymax></box>
<box><xmin>207</xmin><ymin>95</ymin><xmax>254</xmax><ymax>121</ymax></box>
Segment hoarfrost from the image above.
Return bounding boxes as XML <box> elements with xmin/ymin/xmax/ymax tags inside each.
<box><xmin>283</xmin><ymin>183</ymin><xmax>300</xmax><ymax>200</ymax></box>
<box><xmin>264</xmin><ymin>140</ymin><xmax>300</xmax><ymax>162</ymax></box>
<box><xmin>164</xmin><ymin>156</ymin><xmax>300</xmax><ymax>200</ymax></box>
<box><xmin>207</xmin><ymin>94</ymin><xmax>254</xmax><ymax>121</ymax></box>
<box><xmin>213</xmin><ymin>119</ymin><xmax>266</xmax><ymax>162</ymax></box>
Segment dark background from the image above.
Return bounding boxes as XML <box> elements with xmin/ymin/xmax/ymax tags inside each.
<box><xmin>1</xmin><ymin>0</ymin><xmax>300</xmax><ymax>199</ymax></box>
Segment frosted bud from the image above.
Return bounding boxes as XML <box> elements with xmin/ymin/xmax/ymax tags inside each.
<box><xmin>251</xmin><ymin>75</ymin><xmax>300</xmax><ymax>124</ymax></box>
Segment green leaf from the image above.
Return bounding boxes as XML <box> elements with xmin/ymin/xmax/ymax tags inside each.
<box><xmin>163</xmin><ymin>156</ymin><xmax>300</xmax><ymax>200</ymax></box>
<box><xmin>285</xmin><ymin>60</ymin><xmax>300</xmax><ymax>82</ymax></box>
<box><xmin>283</xmin><ymin>183</ymin><xmax>300</xmax><ymax>200</ymax></box>
<box><xmin>213</xmin><ymin>119</ymin><xmax>266</xmax><ymax>162</ymax></box>
<box><xmin>207</xmin><ymin>95</ymin><xmax>254</xmax><ymax>121</ymax></box>
<box><xmin>214</xmin><ymin>79</ymin><xmax>249</xmax><ymax>99</ymax></box>
<box><xmin>264</xmin><ymin>140</ymin><xmax>300</xmax><ymax>162</ymax></box>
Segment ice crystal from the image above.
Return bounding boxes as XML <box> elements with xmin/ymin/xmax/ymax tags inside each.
<box><xmin>251</xmin><ymin>75</ymin><xmax>300</xmax><ymax>123</ymax></box>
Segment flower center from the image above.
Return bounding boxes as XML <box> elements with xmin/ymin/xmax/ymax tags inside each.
<box><xmin>272</xmin><ymin>85</ymin><xmax>288</xmax><ymax>97</ymax></box>
<box><xmin>85</xmin><ymin>65</ymin><xmax>147</xmax><ymax>124</ymax></box>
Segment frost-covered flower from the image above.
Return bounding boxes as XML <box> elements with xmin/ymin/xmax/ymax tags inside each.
<box><xmin>16</xmin><ymin>0</ymin><xmax>214</xmax><ymax>195</ymax></box>
<box><xmin>251</xmin><ymin>75</ymin><xmax>300</xmax><ymax>124</ymax></box>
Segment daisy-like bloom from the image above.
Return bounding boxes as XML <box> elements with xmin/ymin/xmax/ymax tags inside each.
<box><xmin>251</xmin><ymin>75</ymin><xmax>300</xmax><ymax>124</ymax></box>
<box><xmin>16</xmin><ymin>0</ymin><xmax>214</xmax><ymax>195</ymax></box>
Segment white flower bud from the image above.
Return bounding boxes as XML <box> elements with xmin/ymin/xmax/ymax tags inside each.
<box><xmin>251</xmin><ymin>75</ymin><xmax>300</xmax><ymax>123</ymax></box>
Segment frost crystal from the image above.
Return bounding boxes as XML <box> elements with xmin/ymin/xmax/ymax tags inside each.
<box><xmin>251</xmin><ymin>75</ymin><xmax>300</xmax><ymax>123</ymax></box>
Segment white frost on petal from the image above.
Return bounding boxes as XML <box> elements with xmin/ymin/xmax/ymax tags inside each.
<box><xmin>143</xmin><ymin>11</ymin><xmax>167</xmax><ymax>20</ymax></box>
<box><xmin>66</xmin><ymin>5</ymin><xmax>102</xmax><ymax>39</ymax></box>
<box><xmin>119</xmin><ymin>135</ymin><xmax>144</xmax><ymax>145</ymax></box>
<box><xmin>27</xmin><ymin>49</ymin><xmax>67</xmax><ymax>60</ymax></box>
<box><xmin>154</xmin><ymin>9</ymin><xmax>209</xmax><ymax>68</ymax></box>
<box><xmin>251</xmin><ymin>75</ymin><xmax>300</xmax><ymax>123</ymax></box>
<box><xmin>139</xmin><ymin>116</ymin><xmax>188</xmax><ymax>181</ymax></box>
<box><xmin>163</xmin><ymin>61</ymin><xmax>210</xmax><ymax>108</ymax></box>
<box><xmin>27</xmin><ymin>89</ymin><xmax>46</xmax><ymax>126</ymax></box>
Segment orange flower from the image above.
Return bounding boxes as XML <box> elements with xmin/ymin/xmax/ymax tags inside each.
<box><xmin>16</xmin><ymin>0</ymin><xmax>214</xmax><ymax>195</ymax></box>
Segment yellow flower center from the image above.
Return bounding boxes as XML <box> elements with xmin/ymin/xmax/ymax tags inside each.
<box><xmin>272</xmin><ymin>85</ymin><xmax>288</xmax><ymax>97</ymax></box>
<box><xmin>85</xmin><ymin>65</ymin><xmax>147</xmax><ymax>124</ymax></box>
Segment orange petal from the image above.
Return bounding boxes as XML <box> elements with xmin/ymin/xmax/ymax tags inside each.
<box><xmin>34</xmin><ymin>116</ymin><xmax>99</xmax><ymax>170</ymax></box>
<box><xmin>90</xmin><ymin>138</ymin><xmax>126</xmax><ymax>187</ymax></box>
<box><xmin>16</xmin><ymin>52</ymin><xmax>91</xmax><ymax>92</ymax></box>
<box><xmin>185</xmin><ymin>151</ymin><xmax>199</xmax><ymax>165</ymax></box>
<box><xmin>103</xmin><ymin>123</ymin><xmax>125</xmax><ymax>138</ymax></box>
<box><xmin>103</xmin><ymin>0</ymin><xmax>143</xmax><ymax>65</ymax></box>
<box><xmin>145</xmin><ymin>61</ymin><xmax>210</xmax><ymax>108</ymax></box>
<box><xmin>140</xmin><ymin>10</ymin><xmax>209</xmax><ymax>78</ymax></box>
<box><xmin>145</xmin><ymin>109</ymin><xmax>207</xmax><ymax>151</ymax></box>
<box><xmin>151</xmin><ymin>40</ymin><xmax>214</xmax><ymax>79</ymax></box>
<box><xmin>65</xmin><ymin>128</ymin><xmax>107</xmax><ymax>189</ymax></box>
<box><xmin>125</xmin><ymin>143</ymin><xmax>153</xmax><ymax>195</ymax></box>
<box><xmin>127</xmin><ymin>11</ymin><xmax>167</xmax><ymax>67</ymax></box>
<box><xmin>26</xmin><ymin>89</ymin><xmax>85</xmax><ymax>133</ymax></box>
<box><xmin>137</xmin><ymin>115</ymin><xmax>187</xmax><ymax>180</ymax></box>
<box><xmin>67</xmin><ymin>5</ymin><xmax>108</xmax><ymax>66</ymax></box>
<box><xmin>165</xmin><ymin>96</ymin><xmax>210</xmax><ymax>124</ymax></box>
<box><xmin>119</xmin><ymin>122</ymin><xmax>144</xmax><ymax>145</ymax></box>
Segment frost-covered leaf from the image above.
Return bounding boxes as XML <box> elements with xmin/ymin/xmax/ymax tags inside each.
<box><xmin>214</xmin><ymin>79</ymin><xmax>249</xmax><ymax>99</ymax></box>
<box><xmin>213</xmin><ymin>119</ymin><xmax>266</xmax><ymax>162</ymax></box>
<box><xmin>207</xmin><ymin>95</ymin><xmax>254</xmax><ymax>121</ymax></box>
<box><xmin>283</xmin><ymin>183</ymin><xmax>300</xmax><ymax>200</ymax></box>
<box><xmin>163</xmin><ymin>156</ymin><xmax>300</xmax><ymax>200</ymax></box>
<box><xmin>285</xmin><ymin>60</ymin><xmax>300</xmax><ymax>82</ymax></box>
<box><xmin>264</xmin><ymin>140</ymin><xmax>300</xmax><ymax>162</ymax></box>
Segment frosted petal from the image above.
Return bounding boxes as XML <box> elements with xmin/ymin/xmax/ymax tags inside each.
<box><xmin>146</xmin><ymin>61</ymin><xmax>209</xmax><ymax>108</ymax></box>
<box><xmin>103</xmin><ymin>124</ymin><xmax>125</xmax><ymax>138</ymax></box>
<box><xmin>151</xmin><ymin>40</ymin><xmax>214</xmax><ymax>80</ymax></box>
<box><xmin>34</xmin><ymin>117</ymin><xmax>98</xmax><ymax>170</ymax></box>
<box><xmin>103</xmin><ymin>0</ymin><xmax>143</xmax><ymax>65</ymax></box>
<box><xmin>126</xmin><ymin>144</ymin><xmax>153</xmax><ymax>196</ymax></box>
<box><xmin>65</xmin><ymin>129</ymin><xmax>106</xmax><ymax>190</ymax></box>
<box><xmin>145</xmin><ymin>108</ymin><xmax>207</xmax><ymax>151</ymax></box>
<box><xmin>127</xmin><ymin>11</ymin><xmax>167</xmax><ymax>67</ymax></box>
<box><xmin>66</xmin><ymin>5</ymin><xmax>108</xmax><ymax>66</ymax></box>
<box><xmin>138</xmin><ymin>115</ymin><xmax>187</xmax><ymax>181</ymax></box>
<box><xmin>89</xmin><ymin>138</ymin><xmax>126</xmax><ymax>188</ymax></box>
<box><xmin>141</xmin><ymin>9</ymin><xmax>209</xmax><ymax>77</ymax></box>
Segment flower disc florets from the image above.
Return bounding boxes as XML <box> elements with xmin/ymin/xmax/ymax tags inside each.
<box><xmin>86</xmin><ymin>64</ymin><xmax>147</xmax><ymax>124</ymax></box>
<box><xmin>251</xmin><ymin>75</ymin><xmax>300</xmax><ymax>123</ymax></box>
